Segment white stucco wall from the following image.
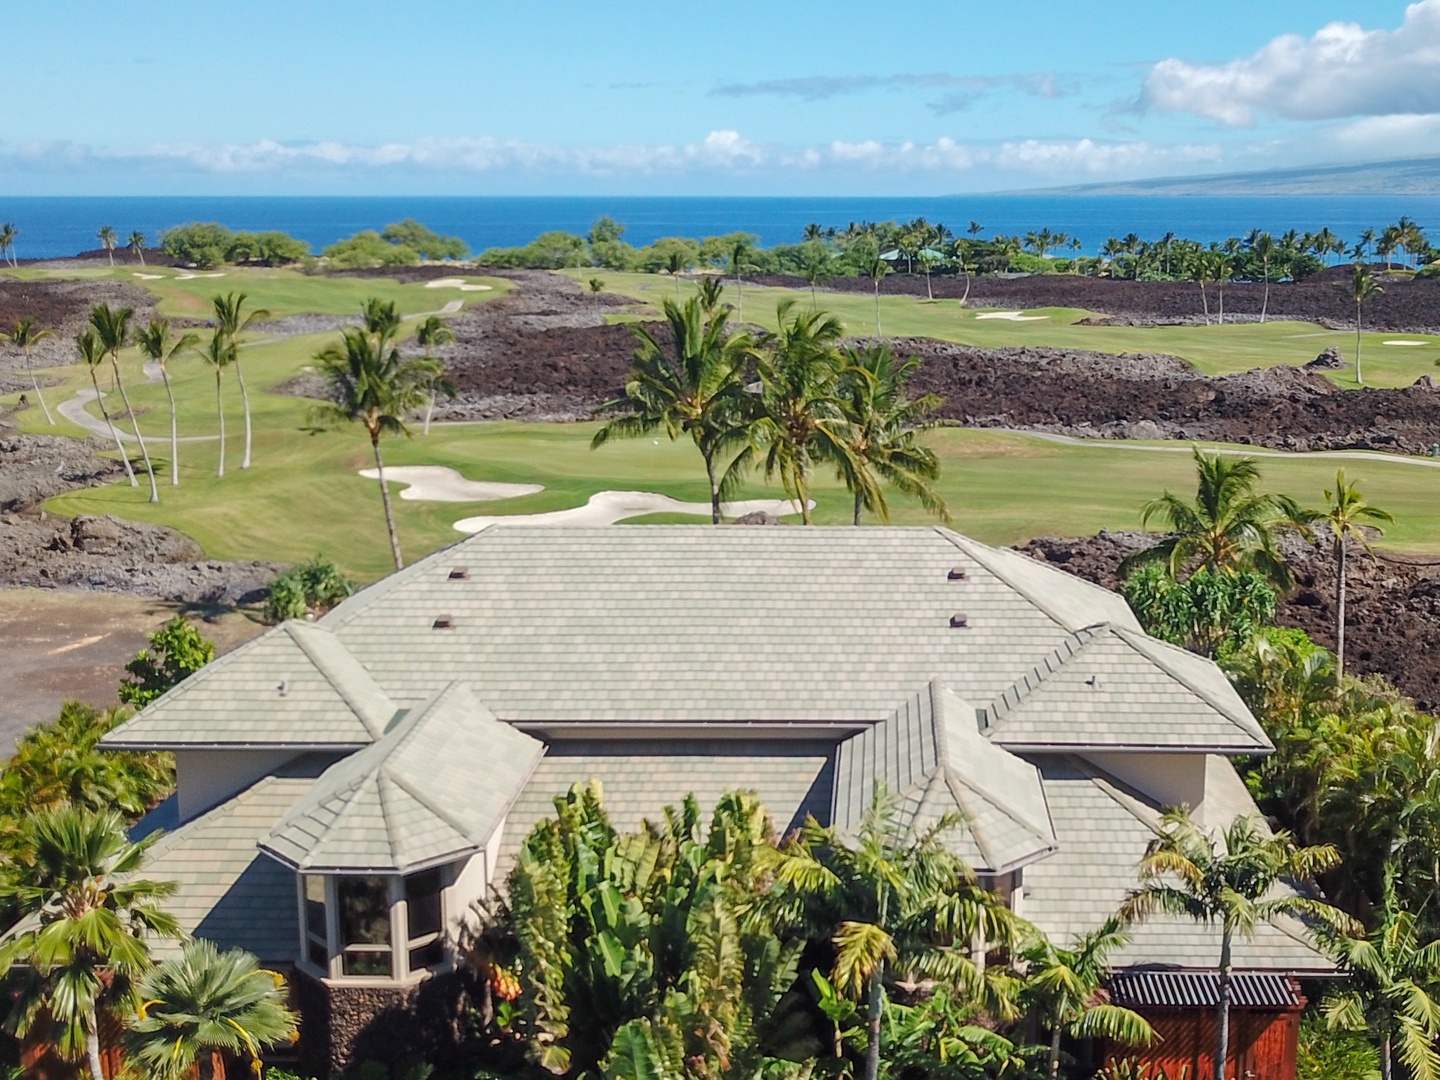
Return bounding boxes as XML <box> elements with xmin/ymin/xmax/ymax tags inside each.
<box><xmin>1080</xmin><ymin>751</ymin><xmax>1209</xmax><ymax>812</ymax></box>
<box><xmin>174</xmin><ymin>749</ymin><xmax>300</xmax><ymax>822</ymax></box>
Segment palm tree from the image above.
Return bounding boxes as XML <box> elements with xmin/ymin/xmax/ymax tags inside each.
<box><xmin>125</xmin><ymin>939</ymin><xmax>298</xmax><ymax>1080</ymax></box>
<box><xmin>1127</xmin><ymin>448</ymin><xmax>1304</xmax><ymax>587</ymax></box>
<box><xmin>1120</xmin><ymin>809</ymin><xmax>1349</xmax><ymax>1080</ymax></box>
<box><xmin>1322</xmin><ymin>868</ymin><xmax>1440</xmax><ymax>1080</ymax></box>
<box><xmin>1189</xmin><ymin>249</ymin><xmax>1214</xmax><ymax>324</ymax></box>
<box><xmin>0</xmin><ymin>805</ymin><xmax>180</xmax><ymax>1080</ymax></box>
<box><xmin>697</xmin><ymin>276</ymin><xmax>725</xmax><ymax>316</ymax></box>
<box><xmin>90</xmin><ymin>303</ymin><xmax>158</xmax><ymax>503</ymax></box>
<box><xmin>1339</xmin><ymin>264</ymin><xmax>1384</xmax><ymax>385</ymax></box>
<box><xmin>862</xmin><ymin>253</ymin><xmax>890</xmax><ymax>335</ymax></box>
<box><xmin>76</xmin><ymin>329</ymin><xmax>138</xmax><ymax>487</ymax></box>
<box><xmin>195</xmin><ymin>332</ymin><xmax>235</xmax><ymax>478</ymax></box>
<box><xmin>1311</xmin><ymin>470</ymin><xmax>1393</xmax><ymax>680</ymax></box>
<box><xmin>834</xmin><ymin>346</ymin><xmax>949</xmax><ymax>525</ymax></box>
<box><xmin>665</xmin><ymin>250</ymin><xmax>687</xmax><ymax>298</ymax></box>
<box><xmin>0</xmin><ymin>222</ymin><xmax>16</xmax><ymax>267</ymax></box>
<box><xmin>764</xmin><ymin>788</ymin><xmax>1022</xmax><ymax>1080</ymax></box>
<box><xmin>414</xmin><ymin>315</ymin><xmax>456</xmax><ymax>435</ymax></box>
<box><xmin>727</xmin><ymin>237</ymin><xmax>752</xmax><ymax>322</ymax></box>
<box><xmin>800</xmin><ymin>243</ymin><xmax>833</xmax><ymax>309</ymax></box>
<box><xmin>727</xmin><ymin>301</ymin><xmax>852</xmax><ymax>525</ymax></box>
<box><xmin>212</xmin><ymin>293</ymin><xmax>271</xmax><ymax>469</ymax></box>
<box><xmin>1021</xmin><ymin>916</ymin><xmax>1155</xmax><ymax>1079</ymax></box>
<box><xmin>127</xmin><ymin>231</ymin><xmax>147</xmax><ymax>265</ymax></box>
<box><xmin>11</xmin><ymin>319</ymin><xmax>55</xmax><ymax>424</ymax></box>
<box><xmin>953</xmin><ymin>239</ymin><xmax>974</xmax><ymax>308</ymax></box>
<box><xmin>1250</xmin><ymin>232</ymin><xmax>1276</xmax><ymax>322</ymax></box>
<box><xmin>310</xmin><ymin>325</ymin><xmax>440</xmax><ymax>570</ymax></box>
<box><xmin>360</xmin><ymin>297</ymin><xmax>402</xmax><ymax>339</ymax></box>
<box><xmin>96</xmin><ymin>225</ymin><xmax>118</xmax><ymax>265</ymax></box>
<box><xmin>136</xmin><ymin>319</ymin><xmax>199</xmax><ymax>485</ymax></box>
<box><xmin>592</xmin><ymin>297</ymin><xmax>754</xmax><ymax>524</ymax></box>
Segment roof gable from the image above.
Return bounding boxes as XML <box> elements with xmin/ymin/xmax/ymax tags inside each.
<box><xmin>103</xmin><ymin>622</ymin><xmax>396</xmax><ymax>749</ymax></box>
<box><xmin>982</xmin><ymin>624</ymin><xmax>1270</xmax><ymax>752</ymax></box>
<box><xmin>260</xmin><ymin>682</ymin><xmax>545</xmax><ymax>873</ymax></box>
<box><xmin>833</xmin><ymin>681</ymin><xmax>1057</xmax><ymax>874</ymax></box>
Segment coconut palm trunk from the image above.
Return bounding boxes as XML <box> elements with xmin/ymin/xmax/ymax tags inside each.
<box><xmin>371</xmin><ymin>430</ymin><xmax>404</xmax><ymax>570</ymax></box>
<box><xmin>1335</xmin><ymin>534</ymin><xmax>1348</xmax><ymax>680</ymax></box>
<box><xmin>214</xmin><ymin>371</ymin><xmax>227</xmax><ymax>478</ymax></box>
<box><xmin>705</xmin><ymin>454</ymin><xmax>722</xmax><ymax>525</ymax></box>
<box><xmin>959</xmin><ymin>269</ymin><xmax>971</xmax><ymax>308</ymax></box>
<box><xmin>234</xmin><ymin>358</ymin><xmax>254</xmax><ymax>469</ymax></box>
<box><xmin>863</xmin><ymin>964</ymin><xmax>884</xmax><ymax>1080</ymax></box>
<box><xmin>86</xmin><ymin>1027</ymin><xmax>105</xmax><ymax>1080</ymax></box>
<box><xmin>1355</xmin><ymin>300</ymin><xmax>1364</xmax><ymax>385</ymax></box>
<box><xmin>1199</xmin><ymin>282</ymin><xmax>1210</xmax><ymax>324</ymax></box>
<box><xmin>854</xmin><ymin>488</ymin><xmax>864</xmax><ymax>526</ymax></box>
<box><xmin>1260</xmin><ymin>262</ymin><xmax>1270</xmax><ymax>323</ymax></box>
<box><xmin>24</xmin><ymin>346</ymin><xmax>54</xmax><ymax>425</ymax></box>
<box><xmin>873</xmin><ymin>282</ymin><xmax>882</xmax><ymax>336</ymax></box>
<box><xmin>88</xmin><ymin>368</ymin><xmax>137</xmax><ymax>486</ymax></box>
<box><xmin>161</xmin><ymin>368</ymin><xmax>179</xmax><ymax>485</ymax></box>
<box><xmin>1215</xmin><ymin>929</ymin><xmax>1233</xmax><ymax>1080</ymax></box>
<box><xmin>424</xmin><ymin>394</ymin><xmax>436</xmax><ymax>436</ymax></box>
<box><xmin>1049</xmin><ymin>1025</ymin><xmax>1064</xmax><ymax>1080</ymax></box>
<box><xmin>111</xmin><ymin>357</ymin><xmax>158</xmax><ymax>502</ymax></box>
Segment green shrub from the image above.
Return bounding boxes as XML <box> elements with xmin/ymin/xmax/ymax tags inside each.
<box><xmin>118</xmin><ymin>616</ymin><xmax>216</xmax><ymax>707</ymax></box>
<box><xmin>265</xmin><ymin>556</ymin><xmax>356</xmax><ymax>623</ymax></box>
<box><xmin>381</xmin><ymin>219</ymin><xmax>468</xmax><ymax>260</ymax></box>
<box><xmin>158</xmin><ymin>223</ymin><xmax>309</xmax><ymax>268</ymax></box>
<box><xmin>323</xmin><ymin>231</ymin><xmax>420</xmax><ymax>269</ymax></box>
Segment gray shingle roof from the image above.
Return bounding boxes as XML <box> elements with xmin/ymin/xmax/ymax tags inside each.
<box><xmin>260</xmin><ymin>682</ymin><xmax>545</xmax><ymax>873</ymax></box>
<box><xmin>103</xmin><ymin>621</ymin><xmax>397</xmax><ymax>749</ymax></box>
<box><xmin>134</xmin><ymin>757</ymin><xmax>331</xmax><ymax>963</ymax></box>
<box><xmin>983</xmin><ymin>624</ymin><xmax>1271</xmax><ymax>751</ymax></box>
<box><xmin>1021</xmin><ymin>755</ymin><xmax>1332</xmax><ymax>973</ymax></box>
<box><xmin>311</xmin><ymin>526</ymin><xmax>1257</xmax><ymax>751</ymax></box>
<box><xmin>833</xmin><ymin>681</ymin><xmax>1056</xmax><ymax>874</ymax></box>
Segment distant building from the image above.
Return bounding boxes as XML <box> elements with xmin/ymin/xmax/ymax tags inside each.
<box><xmin>101</xmin><ymin>526</ymin><xmax>1330</xmax><ymax>1076</ymax></box>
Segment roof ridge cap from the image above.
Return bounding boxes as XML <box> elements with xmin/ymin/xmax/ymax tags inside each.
<box><xmin>983</xmin><ymin>624</ymin><xmax>1106</xmax><ymax>728</ymax></box>
<box><xmin>947</xmin><ymin>762</ymin><xmax>1055</xmax><ymax>847</ymax></box>
<box><xmin>286</xmin><ymin>623</ymin><xmax>392</xmax><ymax>738</ymax></box>
<box><xmin>937</xmin><ymin>532</ymin><xmax>1088</xmax><ymax>632</ymax></box>
<box><xmin>376</xmin><ymin>771</ymin><xmax>406</xmax><ymax>867</ymax></box>
<box><xmin>385</xmin><ymin>766</ymin><xmax>480</xmax><ymax>847</ymax></box>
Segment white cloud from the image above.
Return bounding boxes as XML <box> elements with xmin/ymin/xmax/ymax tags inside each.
<box><xmin>1142</xmin><ymin>0</ymin><xmax>1440</xmax><ymax>126</ymax></box>
<box><xmin>0</xmin><ymin>131</ymin><xmax>1224</xmax><ymax>185</ymax></box>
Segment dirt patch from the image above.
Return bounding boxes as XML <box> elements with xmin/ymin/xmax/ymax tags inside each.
<box><xmin>894</xmin><ymin>338</ymin><xmax>1440</xmax><ymax>454</ymax></box>
<box><xmin>409</xmin><ymin>270</ymin><xmax>644</xmax><ymax>421</ymax></box>
<box><xmin>0</xmin><ymin>588</ymin><xmax>264</xmax><ymax>753</ymax></box>
<box><xmin>754</xmin><ymin>264</ymin><xmax>1440</xmax><ymax>334</ymax></box>
<box><xmin>1017</xmin><ymin>531</ymin><xmax>1440</xmax><ymax>711</ymax></box>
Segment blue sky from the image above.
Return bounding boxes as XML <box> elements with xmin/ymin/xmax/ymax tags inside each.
<box><xmin>5</xmin><ymin>0</ymin><xmax>1437</xmax><ymax>194</ymax></box>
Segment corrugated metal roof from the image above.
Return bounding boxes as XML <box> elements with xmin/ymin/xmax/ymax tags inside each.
<box><xmin>1110</xmin><ymin>971</ymin><xmax>1300</xmax><ymax>1009</ymax></box>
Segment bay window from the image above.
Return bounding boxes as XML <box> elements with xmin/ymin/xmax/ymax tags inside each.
<box><xmin>297</xmin><ymin>865</ymin><xmax>454</xmax><ymax>981</ymax></box>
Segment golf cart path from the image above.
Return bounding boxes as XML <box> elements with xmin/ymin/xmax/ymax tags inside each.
<box><xmin>995</xmin><ymin>428</ymin><xmax>1440</xmax><ymax>470</ymax></box>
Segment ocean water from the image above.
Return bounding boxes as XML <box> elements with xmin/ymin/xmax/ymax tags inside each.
<box><xmin>6</xmin><ymin>194</ymin><xmax>1440</xmax><ymax>260</ymax></box>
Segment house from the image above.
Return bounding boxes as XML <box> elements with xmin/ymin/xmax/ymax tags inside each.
<box><xmin>100</xmin><ymin>526</ymin><xmax>1331</xmax><ymax>1076</ymax></box>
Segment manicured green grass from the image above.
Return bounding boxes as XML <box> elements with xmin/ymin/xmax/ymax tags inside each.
<box><xmin>577</xmin><ymin>270</ymin><xmax>1440</xmax><ymax>390</ymax></box>
<box><xmin>41</xmin><ymin>412</ymin><xmax>1440</xmax><ymax>580</ymax></box>
<box><xmin>3</xmin><ymin>265</ymin><xmax>509</xmax><ymax>320</ymax></box>
<box><xmin>16</xmin><ymin>265</ymin><xmax>1440</xmax><ymax>581</ymax></box>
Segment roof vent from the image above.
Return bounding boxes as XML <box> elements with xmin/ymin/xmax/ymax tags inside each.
<box><xmin>432</xmin><ymin>615</ymin><xmax>455</xmax><ymax>631</ymax></box>
<box><xmin>950</xmin><ymin>612</ymin><xmax>969</xmax><ymax>629</ymax></box>
<box><xmin>948</xmin><ymin>567</ymin><xmax>968</xmax><ymax>581</ymax></box>
<box><xmin>447</xmin><ymin>567</ymin><xmax>470</xmax><ymax>581</ymax></box>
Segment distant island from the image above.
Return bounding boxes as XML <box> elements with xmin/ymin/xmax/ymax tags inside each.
<box><xmin>1014</xmin><ymin>155</ymin><xmax>1440</xmax><ymax>197</ymax></box>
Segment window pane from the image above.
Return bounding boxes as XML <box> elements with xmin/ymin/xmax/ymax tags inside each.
<box><xmin>303</xmin><ymin>875</ymin><xmax>326</xmax><ymax>939</ymax></box>
<box><xmin>338</xmin><ymin>876</ymin><xmax>391</xmax><ymax>949</ymax></box>
<box><xmin>405</xmin><ymin>868</ymin><xmax>443</xmax><ymax>940</ymax></box>
<box><xmin>307</xmin><ymin>936</ymin><xmax>328</xmax><ymax>969</ymax></box>
<box><xmin>410</xmin><ymin>938</ymin><xmax>445</xmax><ymax>971</ymax></box>
<box><xmin>342</xmin><ymin>948</ymin><xmax>392</xmax><ymax>977</ymax></box>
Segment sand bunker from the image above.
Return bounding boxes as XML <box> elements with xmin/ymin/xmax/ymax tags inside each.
<box><xmin>132</xmin><ymin>272</ymin><xmax>164</xmax><ymax>280</ymax></box>
<box><xmin>1384</xmin><ymin>339</ymin><xmax>1432</xmax><ymax>346</ymax></box>
<box><xmin>424</xmin><ymin>277</ymin><xmax>493</xmax><ymax>292</ymax></box>
<box><xmin>174</xmin><ymin>271</ymin><xmax>225</xmax><ymax>280</ymax></box>
<box><xmin>976</xmin><ymin>311</ymin><xmax>1049</xmax><ymax>322</ymax></box>
<box><xmin>453</xmin><ymin>490</ymin><xmax>807</xmax><ymax>532</ymax></box>
<box><xmin>358</xmin><ymin>466</ymin><xmax>542</xmax><ymax>502</ymax></box>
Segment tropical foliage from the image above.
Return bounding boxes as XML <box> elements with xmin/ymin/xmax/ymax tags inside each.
<box><xmin>118</xmin><ymin>615</ymin><xmax>216</xmax><ymax>708</ymax></box>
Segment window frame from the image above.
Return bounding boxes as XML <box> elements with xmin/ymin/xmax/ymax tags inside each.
<box><xmin>294</xmin><ymin>865</ymin><xmax>455</xmax><ymax>984</ymax></box>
